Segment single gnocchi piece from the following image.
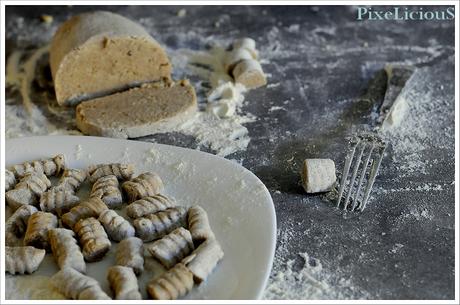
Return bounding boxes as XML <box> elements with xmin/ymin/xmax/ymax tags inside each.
<box><xmin>51</xmin><ymin>267</ymin><xmax>111</xmax><ymax>300</ymax></box>
<box><xmin>232</xmin><ymin>59</ymin><xmax>267</xmax><ymax>89</ymax></box>
<box><xmin>126</xmin><ymin>194</ymin><xmax>175</xmax><ymax>218</ymax></box>
<box><xmin>224</xmin><ymin>48</ymin><xmax>254</xmax><ymax>73</ymax></box>
<box><xmin>133</xmin><ymin>207</ymin><xmax>187</xmax><ymax>242</ymax></box>
<box><xmin>40</xmin><ymin>188</ymin><xmax>80</xmax><ymax>216</ymax></box>
<box><xmin>147</xmin><ymin>227</ymin><xmax>195</xmax><ymax>269</ymax></box>
<box><xmin>187</xmin><ymin>205</ymin><xmax>215</xmax><ymax>245</ymax></box>
<box><xmin>182</xmin><ymin>239</ymin><xmax>224</xmax><ymax>283</ymax></box>
<box><xmin>300</xmin><ymin>158</ymin><xmax>336</xmax><ymax>193</ymax></box>
<box><xmin>116</xmin><ymin>237</ymin><xmax>144</xmax><ymax>275</ymax></box>
<box><xmin>232</xmin><ymin>37</ymin><xmax>258</xmax><ymax>58</ymax></box>
<box><xmin>10</xmin><ymin>154</ymin><xmax>65</xmax><ymax>179</ymax></box>
<box><xmin>107</xmin><ymin>266</ymin><xmax>142</xmax><ymax>300</ymax></box>
<box><xmin>56</xmin><ymin>168</ymin><xmax>87</xmax><ymax>192</ymax></box>
<box><xmin>24</xmin><ymin>211</ymin><xmax>58</xmax><ymax>250</ymax></box>
<box><xmin>61</xmin><ymin>197</ymin><xmax>108</xmax><ymax>229</ymax></box>
<box><xmin>6</xmin><ymin>205</ymin><xmax>38</xmax><ymax>246</ymax></box>
<box><xmin>49</xmin><ymin>228</ymin><xmax>86</xmax><ymax>274</ymax></box>
<box><xmin>88</xmin><ymin>163</ymin><xmax>134</xmax><ymax>183</ymax></box>
<box><xmin>6</xmin><ymin>173</ymin><xmax>51</xmax><ymax>211</ymax></box>
<box><xmin>147</xmin><ymin>263</ymin><xmax>193</xmax><ymax>300</ymax></box>
<box><xmin>5</xmin><ymin>169</ymin><xmax>16</xmax><ymax>191</ymax></box>
<box><xmin>5</xmin><ymin>246</ymin><xmax>46</xmax><ymax>274</ymax></box>
<box><xmin>122</xmin><ymin>172</ymin><xmax>164</xmax><ymax>202</ymax></box>
<box><xmin>74</xmin><ymin>217</ymin><xmax>111</xmax><ymax>262</ymax></box>
<box><xmin>90</xmin><ymin>175</ymin><xmax>123</xmax><ymax>209</ymax></box>
<box><xmin>98</xmin><ymin>209</ymin><xmax>135</xmax><ymax>242</ymax></box>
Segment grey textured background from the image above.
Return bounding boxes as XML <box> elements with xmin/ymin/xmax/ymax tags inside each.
<box><xmin>5</xmin><ymin>5</ymin><xmax>455</xmax><ymax>300</ymax></box>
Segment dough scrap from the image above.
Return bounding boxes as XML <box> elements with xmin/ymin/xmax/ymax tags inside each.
<box><xmin>116</xmin><ymin>237</ymin><xmax>144</xmax><ymax>275</ymax></box>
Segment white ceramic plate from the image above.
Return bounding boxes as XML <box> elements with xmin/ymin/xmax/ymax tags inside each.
<box><xmin>4</xmin><ymin>136</ymin><xmax>276</xmax><ymax>300</ymax></box>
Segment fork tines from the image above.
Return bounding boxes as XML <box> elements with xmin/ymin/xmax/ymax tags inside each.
<box><xmin>336</xmin><ymin>134</ymin><xmax>386</xmax><ymax>211</ymax></box>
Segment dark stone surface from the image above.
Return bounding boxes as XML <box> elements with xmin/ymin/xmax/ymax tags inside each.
<box><xmin>6</xmin><ymin>5</ymin><xmax>455</xmax><ymax>300</ymax></box>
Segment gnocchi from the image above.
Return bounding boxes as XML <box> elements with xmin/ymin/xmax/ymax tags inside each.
<box><xmin>51</xmin><ymin>267</ymin><xmax>111</xmax><ymax>300</ymax></box>
<box><xmin>49</xmin><ymin>228</ymin><xmax>86</xmax><ymax>274</ymax></box>
<box><xmin>24</xmin><ymin>211</ymin><xmax>58</xmax><ymax>250</ymax></box>
<box><xmin>74</xmin><ymin>217</ymin><xmax>111</xmax><ymax>262</ymax></box>
<box><xmin>133</xmin><ymin>207</ymin><xmax>187</xmax><ymax>242</ymax></box>
<box><xmin>126</xmin><ymin>194</ymin><xmax>175</xmax><ymax>218</ymax></box>
<box><xmin>116</xmin><ymin>237</ymin><xmax>144</xmax><ymax>275</ymax></box>
<box><xmin>6</xmin><ymin>205</ymin><xmax>38</xmax><ymax>246</ymax></box>
<box><xmin>90</xmin><ymin>175</ymin><xmax>123</xmax><ymax>209</ymax></box>
<box><xmin>147</xmin><ymin>227</ymin><xmax>195</xmax><ymax>269</ymax></box>
<box><xmin>88</xmin><ymin>163</ymin><xmax>134</xmax><ymax>183</ymax></box>
<box><xmin>122</xmin><ymin>172</ymin><xmax>164</xmax><ymax>202</ymax></box>
<box><xmin>98</xmin><ymin>209</ymin><xmax>135</xmax><ymax>242</ymax></box>
<box><xmin>107</xmin><ymin>266</ymin><xmax>142</xmax><ymax>300</ymax></box>
<box><xmin>147</xmin><ymin>263</ymin><xmax>193</xmax><ymax>300</ymax></box>
<box><xmin>5</xmin><ymin>246</ymin><xmax>46</xmax><ymax>274</ymax></box>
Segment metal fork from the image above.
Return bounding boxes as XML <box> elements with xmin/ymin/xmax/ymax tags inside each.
<box><xmin>335</xmin><ymin>133</ymin><xmax>386</xmax><ymax>211</ymax></box>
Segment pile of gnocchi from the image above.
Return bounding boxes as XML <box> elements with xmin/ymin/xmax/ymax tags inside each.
<box><xmin>5</xmin><ymin>155</ymin><xmax>223</xmax><ymax>300</ymax></box>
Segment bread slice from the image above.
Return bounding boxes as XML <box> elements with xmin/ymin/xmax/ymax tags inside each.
<box><xmin>50</xmin><ymin>11</ymin><xmax>171</xmax><ymax>106</ymax></box>
<box><xmin>76</xmin><ymin>80</ymin><xmax>197</xmax><ymax>139</ymax></box>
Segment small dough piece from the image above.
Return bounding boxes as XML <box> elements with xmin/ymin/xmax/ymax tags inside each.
<box><xmin>146</xmin><ymin>263</ymin><xmax>193</xmax><ymax>300</ymax></box>
<box><xmin>88</xmin><ymin>163</ymin><xmax>134</xmax><ymax>183</ymax></box>
<box><xmin>49</xmin><ymin>228</ymin><xmax>86</xmax><ymax>274</ymax></box>
<box><xmin>122</xmin><ymin>172</ymin><xmax>164</xmax><ymax>203</ymax></box>
<box><xmin>98</xmin><ymin>209</ymin><xmax>135</xmax><ymax>242</ymax></box>
<box><xmin>76</xmin><ymin>80</ymin><xmax>197</xmax><ymax>139</ymax></box>
<box><xmin>40</xmin><ymin>188</ymin><xmax>80</xmax><ymax>216</ymax></box>
<box><xmin>6</xmin><ymin>205</ymin><xmax>38</xmax><ymax>246</ymax></box>
<box><xmin>5</xmin><ymin>246</ymin><xmax>46</xmax><ymax>274</ymax></box>
<box><xmin>300</xmin><ymin>158</ymin><xmax>336</xmax><ymax>193</ymax></box>
<box><xmin>56</xmin><ymin>168</ymin><xmax>87</xmax><ymax>192</ymax></box>
<box><xmin>6</xmin><ymin>173</ymin><xmax>51</xmax><ymax>211</ymax></box>
<box><xmin>50</xmin><ymin>11</ymin><xmax>171</xmax><ymax>106</ymax></box>
<box><xmin>126</xmin><ymin>194</ymin><xmax>175</xmax><ymax>218</ymax></box>
<box><xmin>133</xmin><ymin>207</ymin><xmax>187</xmax><ymax>242</ymax></box>
<box><xmin>224</xmin><ymin>48</ymin><xmax>254</xmax><ymax>73</ymax></box>
<box><xmin>182</xmin><ymin>239</ymin><xmax>224</xmax><ymax>283</ymax></box>
<box><xmin>116</xmin><ymin>237</ymin><xmax>144</xmax><ymax>275</ymax></box>
<box><xmin>51</xmin><ymin>267</ymin><xmax>111</xmax><ymax>300</ymax></box>
<box><xmin>24</xmin><ymin>211</ymin><xmax>58</xmax><ymax>250</ymax></box>
<box><xmin>232</xmin><ymin>59</ymin><xmax>267</xmax><ymax>89</ymax></box>
<box><xmin>61</xmin><ymin>197</ymin><xmax>108</xmax><ymax>229</ymax></box>
<box><xmin>232</xmin><ymin>37</ymin><xmax>258</xmax><ymax>58</ymax></box>
<box><xmin>90</xmin><ymin>175</ymin><xmax>123</xmax><ymax>209</ymax></box>
<box><xmin>107</xmin><ymin>266</ymin><xmax>142</xmax><ymax>300</ymax></box>
<box><xmin>5</xmin><ymin>169</ymin><xmax>16</xmax><ymax>191</ymax></box>
<box><xmin>147</xmin><ymin>227</ymin><xmax>195</xmax><ymax>269</ymax></box>
<box><xmin>74</xmin><ymin>217</ymin><xmax>111</xmax><ymax>262</ymax></box>
<box><xmin>10</xmin><ymin>154</ymin><xmax>65</xmax><ymax>179</ymax></box>
<box><xmin>187</xmin><ymin>205</ymin><xmax>215</xmax><ymax>245</ymax></box>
